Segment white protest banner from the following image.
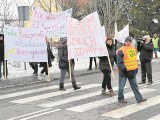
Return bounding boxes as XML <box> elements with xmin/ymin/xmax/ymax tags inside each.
<box><xmin>32</xmin><ymin>7</ymin><xmax>72</xmax><ymax>38</ymax></box>
<box><xmin>101</xmin><ymin>26</ymin><xmax>106</xmax><ymax>42</ymax></box>
<box><xmin>67</xmin><ymin>12</ymin><xmax>108</xmax><ymax>59</ymax></box>
<box><xmin>115</xmin><ymin>24</ymin><xmax>129</xmax><ymax>43</ymax></box>
<box><xmin>4</xmin><ymin>25</ymin><xmax>47</xmax><ymax>62</ymax></box>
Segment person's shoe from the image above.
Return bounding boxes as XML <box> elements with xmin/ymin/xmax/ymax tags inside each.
<box><xmin>137</xmin><ymin>98</ymin><xmax>147</xmax><ymax>104</ymax></box>
<box><xmin>147</xmin><ymin>82</ymin><xmax>152</xmax><ymax>85</ymax></box>
<box><xmin>59</xmin><ymin>83</ymin><xmax>66</xmax><ymax>91</ymax></box>
<box><xmin>87</xmin><ymin>68</ymin><xmax>92</xmax><ymax>70</ymax></box>
<box><xmin>95</xmin><ymin>65</ymin><xmax>98</xmax><ymax>69</ymax></box>
<box><xmin>33</xmin><ymin>72</ymin><xmax>36</xmax><ymax>74</ymax></box>
<box><xmin>118</xmin><ymin>99</ymin><xmax>127</xmax><ymax>103</ymax></box>
<box><xmin>72</xmin><ymin>81</ymin><xmax>81</xmax><ymax>90</ymax></box>
<box><xmin>109</xmin><ymin>89</ymin><xmax>115</xmax><ymax>97</ymax></box>
<box><xmin>59</xmin><ymin>88</ymin><xmax>66</xmax><ymax>91</ymax></box>
<box><xmin>74</xmin><ymin>86</ymin><xmax>81</xmax><ymax>90</ymax></box>
<box><xmin>138</xmin><ymin>81</ymin><xmax>146</xmax><ymax>84</ymax></box>
<box><xmin>34</xmin><ymin>73</ymin><xmax>38</xmax><ymax>76</ymax></box>
<box><xmin>101</xmin><ymin>90</ymin><xmax>109</xmax><ymax>95</ymax></box>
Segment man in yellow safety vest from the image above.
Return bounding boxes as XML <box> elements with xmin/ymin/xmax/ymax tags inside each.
<box><xmin>116</xmin><ymin>36</ymin><xmax>147</xmax><ymax>104</ymax></box>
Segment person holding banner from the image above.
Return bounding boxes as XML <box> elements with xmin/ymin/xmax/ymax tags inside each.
<box><xmin>117</xmin><ymin>36</ymin><xmax>147</xmax><ymax>103</ymax></box>
<box><xmin>58</xmin><ymin>37</ymin><xmax>81</xmax><ymax>91</ymax></box>
<box><xmin>0</xmin><ymin>33</ymin><xmax>8</xmax><ymax>80</ymax></box>
<box><xmin>87</xmin><ymin>57</ymin><xmax>97</xmax><ymax>70</ymax></box>
<box><xmin>98</xmin><ymin>38</ymin><xmax>116</xmax><ymax>96</ymax></box>
<box><xmin>39</xmin><ymin>42</ymin><xmax>55</xmax><ymax>76</ymax></box>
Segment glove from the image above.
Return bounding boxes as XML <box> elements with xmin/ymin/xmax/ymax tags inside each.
<box><xmin>122</xmin><ymin>67</ymin><xmax>128</xmax><ymax>75</ymax></box>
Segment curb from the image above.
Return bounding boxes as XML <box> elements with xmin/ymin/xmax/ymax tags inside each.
<box><xmin>0</xmin><ymin>70</ymin><xmax>101</xmax><ymax>89</ymax></box>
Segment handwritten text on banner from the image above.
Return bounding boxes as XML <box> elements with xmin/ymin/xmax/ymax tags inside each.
<box><xmin>32</xmin><ymin>8</ymin><xmax>72</xmax><ymax>38</ymax></box>
<box><xmin>67</xmin><ymin>12</ymin><xmax>108</xmax><ymax>59</ymax></box>
<box><xmin>4</xmin><ymin>25</ymin><xmax>47</xmax><ymax>62</ymax></box>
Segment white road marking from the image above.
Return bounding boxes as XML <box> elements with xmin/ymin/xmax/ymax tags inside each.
<box><xmin>7</xmin><ymin>108</ymin><xmax>53</xmax><ymax>120</ymax></box>
<box><xmin>0</xmin><ymin>83</ymin><xmax>73</xmax><ymax>100</ymax></box>
<box><xmin>102</xmin><ymin>96</ymin><xmax>160</xmax><ymax>118</ymax></box>
<box><xmin>66</xmin><ymin>88</ymin><xmax>155</xmax><ymax>112</ymax></box>
<box><xmin>38</xmin><ymin>86</ymin><xmax>119</xmax><ymax>108</ymax></box>
<box><xmin>11</xmin><ymin>84</ymin><xmax>100</xmax><ymax>104</ymax></box>
<box><xmin>148</xmin><ymin>114</ymin><xmax>160</xmax><ymax>120</ymax></box>
<box><xmin>20</xmin><ymin>109</ymin><xmax>61</xmax><ymax>120</ymax></box>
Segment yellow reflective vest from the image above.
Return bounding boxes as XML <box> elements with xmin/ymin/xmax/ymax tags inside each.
<box><xmin>118</xmin><ymin>46</ymin><xmax>138</xmax><ymax>71</ymax></box>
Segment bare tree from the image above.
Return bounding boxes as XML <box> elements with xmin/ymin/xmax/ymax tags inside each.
<box><xmin>0</xmin><ymin>0</ymin><xmax>31</xmax><ymax>32</ymax></box>
<box><xmin>55</xmin><ymin>0</ymin><xmax>84</xmax><ymax>20</ymax></box>
<box><xmin>81</xmin><ymin>0</ymin><xmax>132</xmax><ymax>37</ymax></box>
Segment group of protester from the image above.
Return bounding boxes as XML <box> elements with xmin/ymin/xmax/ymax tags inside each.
<box><xmin>0</xmin><ymin>33</ymin><xmax>159</xmax><ymax>104</ymax></box>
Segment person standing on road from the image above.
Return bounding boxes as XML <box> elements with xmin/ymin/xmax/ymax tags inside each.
<box><xmin>29</xmin><ymin>62</ymin><xmax>38</xmax><ymax>76</ymax></box>
<box><xmin>39</xmin><ymin>42</ymin><xmax>55</xmax><ymax>75</ymax></box>
<box><xmin>87</xmin><ymin>57</ymin><xmax>98</xmax><ymax>70</ymax></box>
<box><xmin>0</xmin><ymin>33</ymin><xmax>8</xmax><ymax>80</ymax></box>
<box><xmin>98</xmin><ymin>38</ymin><xmax>116</xmax><ymax>96</ymax></box>
<box><xmin>151</xmin><ymin>33</ymin><xmax>159</xmax><ymax>59</ymax></box>
<box><xmin>137</xmin><ymin>35</ymin><xmax>154</xmax><ymax>85</ymax></box>
<box><xmin>58</xmin><ymin>37</ymin><xmax>81</xmax><ymax>91</ymax></box>
<box><xmin>117</xmin><ymin>36</ymin><xmax>147</xmax><ymax>103</ymax></box>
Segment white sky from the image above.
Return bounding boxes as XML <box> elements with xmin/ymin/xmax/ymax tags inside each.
<box><xmin>0</xmin><ymin>0</ymin><xmax>34</xmax><ymax>18</ymax></box>
<box><xmin>0</xmin><ymin>0</ymin><xmax>35</xmax><ymax>27</ymax></box>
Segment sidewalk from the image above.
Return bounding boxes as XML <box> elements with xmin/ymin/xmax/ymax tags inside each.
<box><xmin>0</xmin><ymin>68</ymin><xmax>100</xmax><ymax>89</ymax></box>
<box><xmin>1</xmin><ymin>57</ymin><xmax>159</xmax><ymax>89</ymax></box>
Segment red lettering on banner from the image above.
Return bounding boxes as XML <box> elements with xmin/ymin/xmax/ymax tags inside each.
<box><xmin>68</xmin><ymin>17</ymin><xmax>99</xmax><ymax>36</ymax></box>
<box><xmin>69</xmin><ymin>37</ymin><xmax>97</xmax><ymax>47</ymax></box>
<box><xmin>81</xmin><ymin>23</ymin><xmax>90</xmax><ymax>34</ymax></box>
<box><xmin>69</xmin><ymin>47</ymin><xmax>108</xmax><ymax>59</ymax></box>
<box><xmin>68</xmin><ymin>20</ymin><xmax>75</xmax><ymax>35</ymax></box>
<box><xmin>34</xmin><ymin>10</ymin><xmax>44</xmax><ymax>19</ymax></box>
<box><xmin>97</xmin><ymin>47</ymin><xmax>108</xmax><ymax>55</ymax></box>
<box><xmin>85</xmin><ymin>15</ymin><xmax>95</xmax><ymax>23</ymax></box>
<box><xmin>90</xmin><ymin>37</ymin><xmax>96</xmax><ymax>46</ymax></box>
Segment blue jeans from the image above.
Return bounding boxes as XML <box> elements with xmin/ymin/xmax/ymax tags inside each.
<box><xmin>0</xmin><ymin>60</ymin><xmax>8</xmax><ymax>79</ymax></box>
<box><xmin>118</xmin><ymin>75</ymin><xmax>143</xmax><ymax>103</ymax></box>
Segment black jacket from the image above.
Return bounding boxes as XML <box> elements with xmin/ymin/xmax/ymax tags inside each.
<box><xmin>58</xmin><ymin>45</ymin><xmax>69</xmax><ymax>69</ymax></box>
<box><xmin>39</xmin><ymin>43</ymin><xmax>54</xmax><ymax>67</ymax></box>
<box><xmin>137</xmin><ymin>41</ymin><xmax>154</xmax><ymax>61</ymax></box>
<box><xmin>0</xmin><ymin>41</ymin><xmax>4</xmax><ymax>61</ymax></box>
<box><xmin>98</xmin><ymin>44</ymin><xmax>116</xmax><ymax>71</ymax></box>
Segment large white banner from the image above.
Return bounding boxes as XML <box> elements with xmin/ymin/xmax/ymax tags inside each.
<box><xmin>4</xmin><ymin>25</ymin><xmax>48</xmax><ymax>62</ymax></box>
<box><xmin>32</xmin><ymin>7</ymin><xmax>72</xmax><ymax>38</ymax></box>
<box><xmin>67</xmin><ymin>12</ymin><xmax>108</xmax><ymax>59</ymax></box>
<box><xmin>115</xmin><ymin>24</ymin><xmax>129</xmax><ymax>43</ymax></box>
<box><xmin>101</xmin><ymin>26</ymin><xmax>106</xmax><ymax>42</ymax></box>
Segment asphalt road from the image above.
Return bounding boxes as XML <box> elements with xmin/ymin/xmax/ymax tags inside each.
<box><xmin>0</xmin><ymin>63</ymin><xmax>160</xmax><ymax>120</ymax></box>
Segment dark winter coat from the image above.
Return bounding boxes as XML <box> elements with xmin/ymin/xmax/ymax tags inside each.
<box><xmin>137</xmin><ymin>41</ymin><xmax>154</xmax><ymax>62</ymax></box>
<box><xmin>98</xmin><ymin>44</ymin><xmax>116</xmax><ymax>72</ymax></box>
<box><xmin>58</xmin><ymin>45</ymin><xmax>69</xmax><ymax>69</ymax></box>
<box><xmin>0</xmin><ymin>40</ymin><xmax>4</xmax><ymax>61</ymax></box>
<box><xmin>39</xmin><ymin>43</ymin><xmax>55</xmax><ymax>67</ymax></box>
